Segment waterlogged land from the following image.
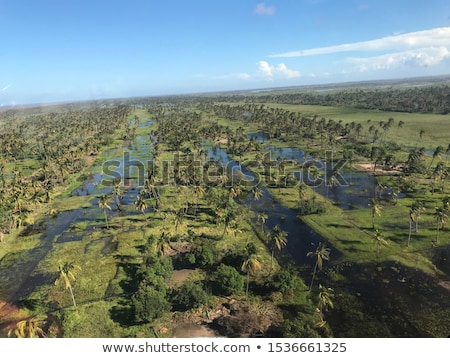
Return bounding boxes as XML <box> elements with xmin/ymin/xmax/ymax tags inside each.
<box><xmin>0</xmin><ymin>82</ymin><xmax>450</xmax><ymax>338</ymax></box>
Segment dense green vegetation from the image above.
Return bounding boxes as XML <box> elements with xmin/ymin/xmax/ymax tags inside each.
<box><xmin>0</xmin><ymin>80</ymin><xmax>449</xmax><ymax>338</ymax></box>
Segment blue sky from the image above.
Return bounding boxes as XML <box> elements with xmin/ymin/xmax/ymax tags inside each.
<box><xmin>1</xmin><ymin>0</ymin><xmax>450</xmax><ymax>105</ymax></box>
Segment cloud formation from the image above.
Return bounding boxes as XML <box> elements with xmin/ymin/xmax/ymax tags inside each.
<box><xmin>348</xmin><ymin>46</ymin><xmax>450</xmax><ymax>71</ymax></box>
<box><xmin>253</xmin><ymin>3</ymin><xmax>276</xmax><ymax>16</ymax></box>
<box><xmin>270</xmin><ymin>27</ymin><xmax>450</xmax><ymax>57</ymax></box>
<box><xmin>258</xmin><ymin>61</ymin><xmax>300</xmax><ymax>79</ymax></box>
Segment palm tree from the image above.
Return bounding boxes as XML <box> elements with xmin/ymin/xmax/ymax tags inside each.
<box><xmin>112</xmin><ymin>181</ymin><xmax>123</xmax><ymax>211</ymax></box>
<box><xmin>317</xmin><ymin>284</ymin><xmax>334</xmax><ymax>314</ymax></box>
<box><xmin>307</xmin><ymin>242</ymin><xmax>331</xmax><ymax>292</ymax></box>
<box><xmin>411</xmin><ymin>200</ymin><xmax>425</xmax><ymax>232</ymax></box>
<box><xmin>174</xmin><ymin>208</ymin><xmax>185</xmax><ymax>233</ymax></box>
<box><xmin>372</xmin><ymin>229</ymin><xmax>388</xmax><ymax>256</ymax></box>
<box><xmin>268</xmin><ymin>224</ymin><xmax>288</xmax><ymax>275</ymax></box>
<box><xmin>134</xmin><ymin>195</ymin><xmax>148</xmax><ymax>220</ymax></box>
<box><xmin>407</xmin><ymin>207</ymin><xmax>414</xmax><ymax>247</ymax></box>
<box><xmin>55</xmin><ymin>260</ymin><xmax>81</xmax><ymax>309</ymax></box>
<box><xmin>251</xmin><ymin>185</ymin><xmax>263</xmax><ymax>201</ymax></box>
<box><xmin>297</xmin><ymin>181</ymin><xmax>308</xmax><ymax>207</ymax></box>
<box><xmin>407</xmin><ymin>200</ymin><xmax>425</xmax><ymax>246</ymax></box>
<box><xmin>429</xmin><ymin>145</ymin><xmax>444</xmax><ymax>171</ymax></box>
<box><xmin>433</xmin><ymin>206</ymin><xmax>448</xmax><ymax>244</ymax></box>
<box><xmin>98</xmin><ymin>194</ymin><xmax>111</xmax><ymax>229</ymax></box>
<box><xmin>257</xmin><ymin>212</ymin><xmax>268</xmax><ymax>232</ymax></box>
<box><xmin>8</xmin><ymin>317</ymin><xmax>46</xmax><ymax>338</ymax></box>
<box><xmin>369</xmin><ymin>197</ymin><xmax>382</xmax><ymax>229</ymax></box>
<box><xmin>157</xmin><ymin>232</ymin><xmax>172</xmax><ymax>256</ymax></box>
<box><xmin>192</xmin><ymin>184</ymin><xmax>205</xmax><ymax>216</ymax></box>
<box><xmin>241</xmin><ymin>254</ymin><xmax>262</xmax><ymax>297</ymax></box>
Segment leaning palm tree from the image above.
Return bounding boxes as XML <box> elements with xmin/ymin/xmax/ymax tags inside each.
<box><xmin>268</xmin><ymin>224</ymin><xmax>288</xmax><ymax>275</ymax></box>
<box><xmin>241</xmin><ymin>254</ymin><xmax>262</xmax><ymax>297</ymax></box>
<box><xmin>8</xmin><ymin>316</ymin><xmax>46</xmax><ymax>338</ymax></box>
<box><xmin>55</xmin><ymin>260</ymin><xmax>81</xmax><ymax>309</ymax></box>
<box><xmin>307</xmin><ymin>242</ymin><xmax>331</xmax><ymax>292</ymax></box>
<box><xmin>98</xmin><ymin>194</ymin><xmax>111</xmax><ymax>228</ymax></box>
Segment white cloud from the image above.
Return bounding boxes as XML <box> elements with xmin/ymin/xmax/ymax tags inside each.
<box><xmin>269</xmin><ymin>27</ymin><xmax>450</xmax><ymax>57</ymax></box>
<box><xmin>347</xmin><ymin>46</ymin><xmax>450</xmax><ymax>71</ymax></box>
<box><xmin>1</xmin><ymin>84</ymin><xmax>12</xmax><ymax>91</ymax></box>
<box><xmin>258</xmin><ymin>61</ymin><xmax>300</xmax><ymax>79</ymax></box>
<box><xmin>258</xmin><ymin>61</ymin><xmax>273</xmax><ymax>77</ymax></box>
<box><xmin>253</xmin><ymin>3</ymin><xmax>276</xmax><ymax>16</ymax></box>
<box><xmin>238</xmin><ymin>73</ymin><xmax>251</xmax><ymax>80</ymax></box>
<box><xmin>275</xmin><ymin>63</ymin><xmax>301</xmax><ymax>78</ymax></box>
<box><xmin>214</xmin><ymin>73</ymin><xmax>252</xmax><ymax>80</ymax></box>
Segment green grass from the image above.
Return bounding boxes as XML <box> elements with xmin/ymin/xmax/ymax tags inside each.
<box><xmin>263</xmin><ymin>103</ymin><xmax>450</xmax><ymax>150</ymax></box>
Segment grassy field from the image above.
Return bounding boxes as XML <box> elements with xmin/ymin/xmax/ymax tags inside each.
<box><xmin>217</xmin><ymin>102</ymin><xmax>449</xmax><ymax>150</ymax></box>
<box><xmin>263</xmin><ymin>103</ymin><xmax>450</xmax><ymax>150</ymax></box>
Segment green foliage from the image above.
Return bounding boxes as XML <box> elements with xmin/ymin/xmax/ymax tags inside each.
<box><xmin>297</xmin><ymin>198</ymin><xmax>326</xmax><ymax>216</ymax></box>
<box><xmin>272</xmin><ymin>267</ymin><xmax>307</xmax><ymax>296</ymax></box>
<box><xmin>212</xmin><ymin>263</ymin><xmax>244</xmax><ymax>296</ymax></box>
<box><xmin>140</xmin><ymin>255</ymin><xmax>174</xmax><ymax>280</ymax></box>
<box><xmin>189</xmin><ymin>242</ymin><xmax>216</xmax><ymax>267</ymax></box>
<box><xmin>171</xmin><ymin>280</ymin><xmax>211</xmax><ymax>311</ymax></box>
<box><xmin>131</xmin><ymin>285</ymin><xmax>172</xmax><ymax>323</ymax></box>
<box><xmin>275</xmin><ymin>307</ymin><xmax>322</xmax><ymax>338</ymax></box>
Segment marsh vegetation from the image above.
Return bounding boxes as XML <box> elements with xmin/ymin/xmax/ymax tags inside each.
<box><xmin>1</xmin><ymin>79</ymin><xmax>449</xmax><ymax>337</ymax></box>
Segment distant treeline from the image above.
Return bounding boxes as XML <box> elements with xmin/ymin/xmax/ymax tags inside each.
<box><xmin>201</xmin><ymin>84</ymin><xmax>450</xmax><ymax>114</ymax></box>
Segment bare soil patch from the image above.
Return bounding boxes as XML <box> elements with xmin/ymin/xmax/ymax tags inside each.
<box><xmin>353</xmin><ymin>163</ymin><xmax>403</xmax><ymax>176</ymax></box>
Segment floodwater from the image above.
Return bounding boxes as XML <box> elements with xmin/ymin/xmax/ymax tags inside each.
<box><xmin>1</xmin><ymin>127</ymin><xmax>449</xmax><ymax>337</ymax></box>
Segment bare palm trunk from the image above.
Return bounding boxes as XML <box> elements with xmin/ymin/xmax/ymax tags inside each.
<box><xmin>407</xmin><ymin>220</ymin><xmax>413</xmax><ymax>247</ymax></box>
<box><xmin>309</xmin><ymin>261</ymin><xmax>318</xmax><ymax>292</ymax></box>
<box><xmin>68</xmin><ymin>285</ymin><xmax>77</xmax><ymax>309</ymax></box>
<box><xmin>246</xmin><ymin>271</ymin><xmax>250</xmax><ymax>297</ymax></box>
<box><xmin>104</xmin><ymin>209</ymin><xmax>109</xmax><ymax>229</ymax></box>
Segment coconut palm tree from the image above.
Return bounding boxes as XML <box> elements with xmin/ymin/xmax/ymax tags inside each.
<box><xmin>241</xmin><ymin>254</ymin><xmax>262</xmax><ymax>297</ymax></box>
<box><xmin>369</xmin><ymin>197</ymin><xmax>382</xmax><ymax>230</ymax></box>
<box><xmin>251</xmin><ymin>185</ymin><xmax>263</xmax><ymax>201</ymax></box>
<box><xmin>257</xmin><ymin>212</ymin><xmax>268</xmax><ymax>232</ymax></box>
<box><xmin>297</xmin><ymin>181</ymin><xmax>308</xmax><ymax>207</ymax></box>
<box><xmin>98</xmin><ymin>194</ymin><xmax>111</xmax><ymax>229</ymax></box>
<box><xmin>411</xmin><ymin>200</ymin><xmax>425</xmax><ymax>232</ymax></box>
<box><xmin>134</xmin><ymin>195</ymin><xmax>148</xmax><ymax>220</ymax></box>
<box><xmin>268</xmin><ymin>224</ymin><xmax>288</xmax><ymax>275</ymax></box>
<box><xmin>429</xmin><ymin>145</ymin><xmax>444</xmax><ymax>171</ymax></box>
<box><xmin>8</xmin><ymin>316</ymin><xmax>46</xmax><ymax>338</ymax></box>
<box><xmin>407</xmin><ymin>201</ymin><xmax>425</xmax><ymax>247</ymax></box>
<box><xmin>372</xmin><ymin>229</ymin><xmax>389</xmax><ymax>256</ymax></box>
<box><xmin>433</xmin><ymin>206</ymin><xmax>448</xmax><ymax>244</ymax></box>
<box><xmin>55</xmin><ymin>260</ymin><xmax>81</xmax><ymax>309</ymax></box>
<box><xmin>307</xmin><ymin>242</ymin><xmax>331</xmax><ymax>292</ymax></box>
<box><xmin>317</xmin><ymin>284</ymin><xmax>334</xmax><ymax>314</ymax></box>
<box><xmin>112</xmin><ymin>181</ymin><xmax>124</xmax><ymax>211</ymax></box>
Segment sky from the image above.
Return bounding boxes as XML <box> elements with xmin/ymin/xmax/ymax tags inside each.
<box><xmin>1</xmin><ymin>0</ymin><xmax>450</xmax><ymax>105</ymax></box>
